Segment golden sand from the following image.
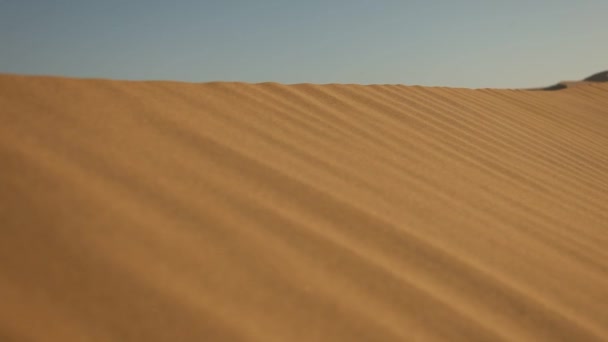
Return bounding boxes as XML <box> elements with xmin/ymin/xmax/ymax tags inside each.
<box><xmin>1</xmin><ymin>74</ymin><xmax>607</xmax><ymax>341</ymax></box>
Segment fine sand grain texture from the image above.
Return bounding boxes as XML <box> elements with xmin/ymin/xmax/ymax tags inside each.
<box><xmin>1</xmin><ymin>74</ymin><xmax>607</xmax><ymax>341</ymax></box>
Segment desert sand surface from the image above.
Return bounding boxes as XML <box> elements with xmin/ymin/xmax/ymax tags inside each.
<box><xmin>1</xmin><ymin>73</ymin><xmax>608</xmax><ymax>341</ymax></box>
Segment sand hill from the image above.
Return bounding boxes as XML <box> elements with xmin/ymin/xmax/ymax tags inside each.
<box><xmin>584</xmin><ymin>70</ymin><xmax>608</xmax><ymax>83</ymax></box>
<box><xmin>1</xmin><ymin>74</ymin><xmax>608</xmax><ymax>341</ymax></box>
<box><xmin>539</xmin><ymin>70</ymin><xmax>608</xmax><ymax>91</ymax></box>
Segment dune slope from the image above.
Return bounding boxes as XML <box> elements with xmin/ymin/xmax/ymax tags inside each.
<box><xmin>1</xmin><ymin>74</ymin><xmax>608</xmax><ymax>341</ymax></box>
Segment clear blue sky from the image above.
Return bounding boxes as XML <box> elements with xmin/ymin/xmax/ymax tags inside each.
<box><xmin>1</xmin><ymin>1</ymin><xmax>606</xmax><ymax>88</ymax></box>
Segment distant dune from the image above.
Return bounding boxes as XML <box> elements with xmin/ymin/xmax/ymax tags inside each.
<box><xmin>1</xmin><ymin>74</ymin><xmax>608</xmax><ymax>341</ymax></box>
<box><xmin>584</xmin><ymin>70</ymin><xmax>608</xmax><ymax>82</ymax></box>
<box><xmin>536</xmin><ymin>70</ymin><xmax>608</xmax><ymax>91</ymax></box>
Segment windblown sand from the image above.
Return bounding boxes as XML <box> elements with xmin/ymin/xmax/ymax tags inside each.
<box><xmin>1</xmin><ymin>74</ymin><xmax>607</xmax><ymax>341</ymax></box>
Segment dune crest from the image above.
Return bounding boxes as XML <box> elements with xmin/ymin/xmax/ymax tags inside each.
<box><xmin>537</xmin><ymin>70</ymin><xmax>608</xmax><ymax>91</ymax></box>
<box><xmin>1</xmin><ymin>74</ymin><xmax>608</xmax><ymax>341</ymax></box>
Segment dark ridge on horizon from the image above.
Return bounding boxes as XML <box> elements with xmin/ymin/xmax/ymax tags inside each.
<box><xmin>584</xmin><ymin>70</ymin><xmax>608</xmax><ymax>83</ymax></box>
<box><xmin>533</xmin><ymin>70</ymin><xmax>608</xmax><ymax>91</ymax></box>
<box><xmin>540</xmin><ymin>83</ymin><xmax>568</xmax><ymax>91</ymax></box>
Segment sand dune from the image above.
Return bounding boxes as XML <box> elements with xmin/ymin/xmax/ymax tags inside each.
<box><xmin>1</xmin><ymin>73</ymin><xmax>608</xmax><ymax>341</ymax></box>
<box><xmin>537</xmin><ymin>70</ymin><xmax>608</xmax><ymax>91</ymax></box>
<box><xmin>584</xmin><ymin>70</ymin><xmax>608</xmax><ymax>83</ymax></box>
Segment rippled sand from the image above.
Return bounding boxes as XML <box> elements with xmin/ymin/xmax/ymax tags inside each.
<box><xmin>1</xmin><ymin>74</ymin><xmax>607</xmax><ymax>341</ymax></box>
